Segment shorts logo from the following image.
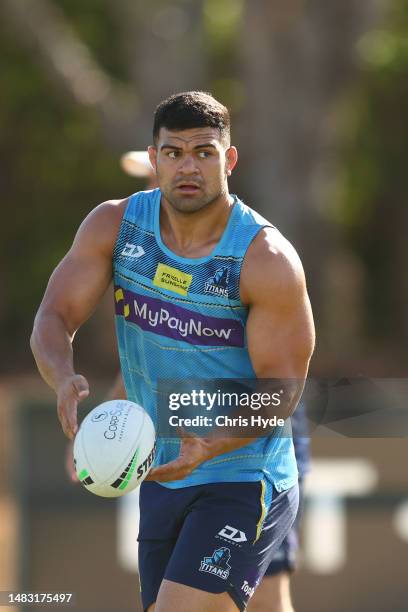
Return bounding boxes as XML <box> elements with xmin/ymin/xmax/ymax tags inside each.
<box><xmin>204</xmin><ymin>267</ymin><xmax>229</xmax><ymax>298</ymax></box>
<box><xmin>241</xmin><ymin>580</ymin><xmax>256</xmax><ymax>598</ymax></box>
<box><xmin>153</xmin><ymin>263</ymin><xmax>192</xmax><ymax>296</ymax></box>
<box><xmin>199</xmin><ymin>547</ymin><xmax>231</xmax><ymax>580</ymax></box>
<box><xmin>218</xmin><ymin>525</ymin><xmax>247</xmax><ymax>543</ymax></box>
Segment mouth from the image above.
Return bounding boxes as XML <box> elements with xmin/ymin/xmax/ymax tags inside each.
<box><xmin>175</xmin><ymin>183</ymin><xmax>201</xmax><ymax>194</ymax></box>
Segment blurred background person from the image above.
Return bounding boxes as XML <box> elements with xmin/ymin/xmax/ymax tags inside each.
<box><xmin>119</xmin><ymin>150</ymin><xmax>158</xmax><ymax>190</ymax></box>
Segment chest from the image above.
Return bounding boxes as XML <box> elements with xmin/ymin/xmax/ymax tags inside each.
<box><xmin>113</xmin><ymin>220</ymin><xmax>242</xmax><ymax>303</ymax></box>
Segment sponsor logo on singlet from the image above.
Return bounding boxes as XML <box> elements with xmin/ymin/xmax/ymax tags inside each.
<box><xmin>204</xmin><ymin>266</ymin><xmax>230</xmax><ymax>298</ymax></box>
<box><xmin>153</xmin><ymin>263</ymin><xmax>192</xmax><ymax>296</ymax></box>
<box><xmin>114</xmin><ymin>287</ymin><xmax>244</xmax><ymax>347</ymax></box>
<box><xmin>120</xmin><ymin>243</ymin><xmax>145</xmax><ymax>258</ymax></box>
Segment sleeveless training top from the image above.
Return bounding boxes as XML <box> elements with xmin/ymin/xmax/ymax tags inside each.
<box><xmin>112</xmin><ymin>188</ymin><xmax>297</xmax><ymax>491</ymax></box>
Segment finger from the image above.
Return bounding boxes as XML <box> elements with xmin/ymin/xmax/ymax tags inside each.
<box><xmin>176</xmin><ymin>426</ymin><xmax>198</xmax><ymax>439</ymax></box>
<box><xmin>65</xmin><ymin>427</ymin><xmax>75</xmax><ymax>441</ymax></box>
<box><xmin>58</xmin><ymin>398</ymin><xmax>77</xmax><ymax>439</ymax></box>
<box><xmin>66</xmin><ymin>456</ymin><xmax>79</xmax><ymax>482</ymax></box>
<box><xmin>73</xmin><ymin>376</ymin><xmax>90</xmax><ymax>399</ymax></box>
<box><xmin>65</xmin><ymin>441</ymin><xmax>79</xmax><ymax>484</ymax></box>
<box><xmin>147</xmin><ymin>457</ymin><xmax>191</xmax><ymax>482</ymax></box>
<box><xmin>72</xmin><ymin>377</ymin><xmax>89</xmax><ymax>434</ymax></box>
<box><xmin>146</xmin><ymin>467</ymin><xmax>186</xmax><ymax>482</ymax></box>
<box><xmin>147</xmin><ymin>462</ymin><xmax>182</xmax><ymax>480</ymax></box>
<box><xmin>67</xmin><ymin>401</ymin><xmax>78</xmax><ymax>436</ymax></box>
<box><xmin>57</xmin><ymin>401</ymin><xmax>71</xmax><ymax>439</ymax></box>
<box><xmin>70</xmin><ymin>471</ymin><xmax>79</xmax><ymax>483</ymax></box>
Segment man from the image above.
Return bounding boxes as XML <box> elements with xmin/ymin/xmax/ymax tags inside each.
<box><xmin>119</xmin><ymin>149</ymin><xmax>312</xmax><ymax>612</ymax></box>
<box><xmin>31</xmin><ymin>91</ymin><xmax>315</xmax><ymax>611</ymax></box>
<box><xmin>65</xmin><ymin>148</ymin><xmax>310</xmax><ymax>611</ymax></box>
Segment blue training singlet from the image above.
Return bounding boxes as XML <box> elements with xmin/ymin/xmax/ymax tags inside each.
<box><xmin>112</xmin><ymin>188</ymin><xmax>298</xmax><ymax>493</ymax></box>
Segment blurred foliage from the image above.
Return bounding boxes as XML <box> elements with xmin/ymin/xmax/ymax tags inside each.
<box><xmin>1</xmin><ymin>0</ymin><xmax>407</xmax><ymax>372</ymax></box>
<box><xmin>0</xmin><ymin>12</ymin><xmax>143</xmax><ymax>369</ymax></box>
<box><xmin>0</xmin><ymin>0</ymin><xmax>246</xmax><ymax>372</ymax></box>
<box><xmin>56</xmin><ymin>0</ymin><xmax>127</xmax><ymax>80</ymax></box>
<box><xmin>203</xmin><ymin>0</ymin><xmax>245</xmax><ymax>113</ymax></box>
<box><xmin>335</xmin><ymin>0</ymin><xmax>408</xmax><ymax>346</ymax></box>
<box><xmin>203</xmin><ymin>0</ymin><xmax>243</xmax><ymax>53</ymax></box>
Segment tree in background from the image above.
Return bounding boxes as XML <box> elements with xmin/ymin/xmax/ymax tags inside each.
<box><xmin>333</xmin><ymin>0</ymin><xmax>408</xmax><ymax>371</ymax></box>
<box><xmin>1</xmin><ymin>0</ymin><xmax>401</xmax><ymax>377</ymax></box>
<box><xmin>0</xmin><ymin>0</ymin><xmax>208</xmax><ymax>371</ymax></box>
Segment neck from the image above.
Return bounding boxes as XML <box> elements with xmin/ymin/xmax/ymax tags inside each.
<box><xmin>159</xmin><ymin>192</ymin><xmax>234</xmax><ymax>259</ymax></box>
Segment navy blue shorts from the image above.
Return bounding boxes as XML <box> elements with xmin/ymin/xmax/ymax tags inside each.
<box><xmin>264</xmin><ymin>477</ymin><xmax>305</xmax><ymax>576</ymax></box>
<box><xmin>138</xmin><ymin>480</ymin><xmax>299</xmax><ymax>611</ymax></box>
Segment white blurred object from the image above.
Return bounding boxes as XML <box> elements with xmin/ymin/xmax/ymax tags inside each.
<box><xmin>117</xmin><ymin>487</ymin><xmax>140</xmax><ymax>572</ymax></box>
<box><xmin>304</xmin><ymin>459</ymin><xmax>377</xmax><ymax>574</ymax></box>
<box><xmin>120</xmin><ymin>151</ymin><xmax>152</xmax><ymax>177</ymax></box>
<box><xmin>394</xmin><ymin>500</ymin><xmax>408</xmax><ymax>542</ymax></box>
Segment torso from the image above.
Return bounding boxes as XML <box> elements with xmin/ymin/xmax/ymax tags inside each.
<box><xmin>110</xmin><ymin>188</ymin><xmax>298</xmax><ymax>491</ymax></box>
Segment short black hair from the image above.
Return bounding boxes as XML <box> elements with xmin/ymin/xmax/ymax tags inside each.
<box><xmin>153</xmin><ymin>91</ymin><xmax>230</xmax><ymax>146</ymax></box>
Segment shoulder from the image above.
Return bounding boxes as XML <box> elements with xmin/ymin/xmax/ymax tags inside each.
<box><xmin>79</xmin><ymin>197</ymin><xmax>129</xmax><ymax>231</ymax></box>
<box><xmin>72</xmin><ymin>197</ymin><xmax>129</xmax><ymax>255</ymax></box>
<box><xmin>240</xmin><ymin>226</ymin><xmax>306</xmax><ymax>307</ymax></box>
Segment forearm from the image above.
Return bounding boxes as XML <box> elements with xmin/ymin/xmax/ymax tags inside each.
<box><xmin>200</xmin><ymin>381</ymin><xmax>303</xmax><ymax>460</ymax></box>
<box><xmin>30</xmin><ymin>311</ymin><xmax>75</xmax><ymax>393</ymax></box>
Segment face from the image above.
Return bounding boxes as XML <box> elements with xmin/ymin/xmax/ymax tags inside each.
<box><xmin>148</xmin><ymin>127</ymin><xmax>238</xmax><ymax>213</ymax></box>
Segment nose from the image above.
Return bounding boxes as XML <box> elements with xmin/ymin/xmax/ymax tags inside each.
<box><xmin>178</xmin><ymin>153</ymin><xmax>199</xmax><ymax>174</ymax></box>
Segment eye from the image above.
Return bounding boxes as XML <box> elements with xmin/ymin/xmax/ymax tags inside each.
<box><xmin>198</xmin><ymin>150</ymin><xmax>211</xmax><ymax>158</ymax></box>
<box><xmin>168</xmin><ymin>151</ymin><xmax>179</xmax><ymax>159</ymax></box>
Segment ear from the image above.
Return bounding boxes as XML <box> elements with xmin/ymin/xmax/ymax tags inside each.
<box><xmin>148</xmin><ymin>145</ymin><xmax>158</xmax><ymax>172</ymax></box>
<box><xmin>226</xmin><ymin>146</ymin><xmax>238</xmax><ymax>176</ymax></box>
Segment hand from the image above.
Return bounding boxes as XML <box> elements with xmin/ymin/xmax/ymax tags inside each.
<box><xmin>65</xmin><ymin>440</ymin><xmax>79</xmax><ymax>483</ymax></box>
<box><xmin>146</xmin><ymin>433</ymin><xmax>210</xmax><ymax>483</ymax></box>
<box><xmin>57</xmin><ymin>374</ymin><xmax>89</xmax><ymax>440</ymax></box>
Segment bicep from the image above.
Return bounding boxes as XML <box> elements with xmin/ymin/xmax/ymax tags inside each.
<box><xmin>40</xmin><ymin>250</ymin><xmax>112</xmax><ymax>334</ymax></box>
<box><xmin>246</xmin><ymin>281</ymin><xmax>315</xmax><ymax>380</ymax></box>
<box><xmin>37</xmin><ymin>216</ymin><xmax>114</xmax><ymax>335</ymax></box>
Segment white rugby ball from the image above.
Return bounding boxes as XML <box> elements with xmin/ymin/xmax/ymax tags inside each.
<box><xmin>73</xmin><ymin>400</ymin><xmax>156</xmax><ymax>498</ymax></box>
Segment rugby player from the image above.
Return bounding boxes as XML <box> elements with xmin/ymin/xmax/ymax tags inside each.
<box><xmin>32</xmin><ymin>91</ymin><xmax>315</xmax><ymax>611</ymax></box>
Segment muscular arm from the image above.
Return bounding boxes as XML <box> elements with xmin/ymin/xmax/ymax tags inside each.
<box><xmin>204</xmin><ymin>227</ymin><xmax>315</xmax><ymax>456</ymax></box>
<box><xmin>245</xmin><ymin>228</ymin><xmax>315</xmax><ymax>408</ymax></box>
<box><xmin>30</xmin><ymin>199</ymin><xmax>127</xmax><ymax>438</ymax></box>
<box><xmin>148</xmin><ymin>227</ymin><xmax>315</xmax><ymax>481</ymax></box>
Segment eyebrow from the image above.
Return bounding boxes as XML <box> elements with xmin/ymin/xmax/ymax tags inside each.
<box><xmin>160</xmin><ymin>143</ymin><xmax>217</xmax><ymax>151</ymax></box>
